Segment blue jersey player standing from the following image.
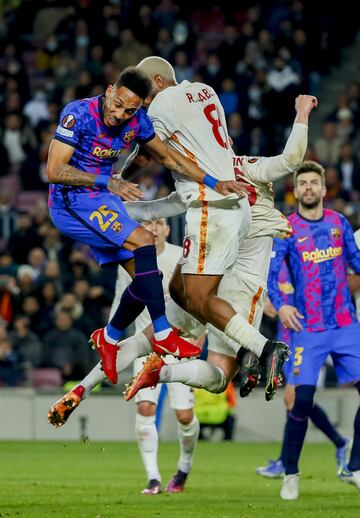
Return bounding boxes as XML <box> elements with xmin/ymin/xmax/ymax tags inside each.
<box><xmin>46</xmin><ymin>67</ymin><xmax>243</xmax><ymax>393</ymax></box>
<box><xmin>267</xmin><ymin>160</ymin><xmax>360</xmax><ymax>499</ymax></box>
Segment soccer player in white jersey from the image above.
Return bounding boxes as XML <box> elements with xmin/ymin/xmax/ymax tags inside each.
<box><xmin>112</xmin><ymin>219</ymin><xmax>200</xmax><ymax>495</ymax></box>
<box><xmin>134</xmin><ymin>56</ymin><xmax>291</xmax><ymax>400</ymax></box>
<box><xmin>47</xmin><ymin>95</ymin><xmax>317</xmax><ymax>428</ymax></box>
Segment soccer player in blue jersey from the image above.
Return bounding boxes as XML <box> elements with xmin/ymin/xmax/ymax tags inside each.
<box><xmin>256</xmin><ymin>278</ymin><xmax>351</xmax><ymax>479</ymax></box>
<box><xmin>266</xmin><ymin>160</ymin><xmax>360</xmax><ymax>499</ymax></box>
<box><xmin>47</xmin><ymin>67</ymin><xmax>243</xmax><ymax>387</ymax></box>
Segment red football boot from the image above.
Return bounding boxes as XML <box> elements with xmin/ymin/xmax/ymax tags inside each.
<box><xmin>90</xmin><ymin>328</ymin><xmax>119</xmax><ymax>384</ymax></box>
<box><xmin>152</xmin><ymin>329</ymin><xmax>201</xmax><ymax>358</ymax></box>
<box><xmin>124</xmin><ymin>353</ymin><xmax>165</xmax><ymax>401</ymax></box>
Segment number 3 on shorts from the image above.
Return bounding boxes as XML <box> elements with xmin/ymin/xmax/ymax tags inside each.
<box><xmin>183</xmin><ymin>237</ymin><xmax>191</xmax><ymax>258</ymax></box>
<box><xmin>294</xmin><ymin>347</ymin><xmax>304</xmax><ymax>367</ymax></box>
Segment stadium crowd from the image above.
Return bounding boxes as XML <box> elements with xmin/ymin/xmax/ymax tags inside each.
<box><xmin>0</xmin><ymin>0</ymin><xmax>359</xmax><ymax>386</ymax></box>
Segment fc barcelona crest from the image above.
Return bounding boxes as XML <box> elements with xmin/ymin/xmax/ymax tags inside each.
<box><xmin>111</xmin><ymin>221</ymin><xmax>123</xmax><ymax>233</ymax></box>
<box><xmin>331</xmin><ymin>227</ymin><xmax>341</xmax><ymax>239</ymax></box>
<box><xmin>123</xmin><ymin>130</ymin><xmax>136</xmax><ymax>143</ymax></box>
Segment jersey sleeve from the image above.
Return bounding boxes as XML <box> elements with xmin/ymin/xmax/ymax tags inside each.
<box><xmin>341</xmin><ymin>215</ymin><xmax>360</xmax><ymax>273</ymax></box>
<box><xmin>135</xmin><ymin>109</ymin><xmax>156</xmax><ymax>144</ymax></box>
<box><xmin>267</xmin><ymin>237</ymin><xmax>292</xmax><ymax>310</ymax></box>
<box><xmin>54</xmin><ymin>101</ymin><xmax>86</xmax><ymax>149</ymax></box>
<box><xmin>147</xmin><ymin>90</ymin><xmax>179</xmax><ymax>142</ymax></box>
<box><xmin>124</xmin><ymin>191</ymin><xmax>187</xmax><ymax>221</ymax></box>
<box><xmin>241</xmin><ymin>123</ymin><xmax>308</xmax><ymax>183</ymax></box>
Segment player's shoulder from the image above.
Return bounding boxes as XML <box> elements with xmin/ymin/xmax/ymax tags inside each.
<box><xmin>135</xmin><ymin>107</ymin><xmax>152</xmax><ymax>123</ymax></box>
<box><xmin>323</xmin><ymin>208</ymin><xmax>347</xmax><ymax>224</ymax></box>
<box><xmin>61</xmin><ymin>96</ymin><xmax>94</xmax><ymax>114</ymax></box>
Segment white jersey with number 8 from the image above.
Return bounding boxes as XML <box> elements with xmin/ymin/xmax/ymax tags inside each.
<box><xmin>148</xmin><ymin>80</ymin><xmax>236</xmax><ymax>203</ymax></box>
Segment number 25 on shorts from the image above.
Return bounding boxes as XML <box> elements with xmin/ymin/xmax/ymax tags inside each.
<box><xmin>90</xmin><ymin>205</ymin><xmax>118</xmax><ymax>232</ymax></box>
<box><xmin>294</xmin><ymin>347</ymin><xmax>304</xmax><ymax>367</ymax></box>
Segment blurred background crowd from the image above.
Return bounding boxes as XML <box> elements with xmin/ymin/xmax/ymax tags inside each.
<box><xmin>0</xmin><ymin>0</ymin><xmax>359</xmax><ymax>388</ymax></box>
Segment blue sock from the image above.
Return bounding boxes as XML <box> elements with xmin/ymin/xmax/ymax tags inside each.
<box><xmin>131</xmin><ymin>245</ymin><xmax>170</xmax><ymax>332</ymax></box>
<box><xmin>348</xmin><ymin>382</ymin><xmax>360</xmax><ymax>471</ymax></box>
<box><xmin>310</xmin><ymin>403</ymin><xmax>345</xmax><ymax>448</ymax></box>
<box><xmin>107</xmin><ymin>285</ymin><xmax>146</xmax><ymax>341</ymax></box>
<box><xmin>279</xmin><ymin>412</ymin><xmax>289</xmax><ymax>464</ymax></box>
<box><xmin>285</xmin><ymin>385</ymin><xmax>316</xmax><ymax>475</ymax></box>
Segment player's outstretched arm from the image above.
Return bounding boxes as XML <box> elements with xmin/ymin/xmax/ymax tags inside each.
<box><xmin>143</xmin><ymin>135</ymin><xmax>247</xmax><ymax>196</ymax></box>
<box><xmin>125</xmin><ymin>191</ymin><xmax>187</xmax><ymax>221</ymax></box>
<box><xmin>245</xmin><ymin>95</ymin><xmax>317</xmax><ymax>184</ymax></box>
<box><xmin>47</xmin><ymin>140</ymin><xmax>143</xmax><ymax>201</ymax></box>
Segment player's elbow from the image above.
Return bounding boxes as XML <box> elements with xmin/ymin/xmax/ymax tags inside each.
<box><xmin>282</xmin><ymin>148</ymin><xmax>305</xmax><ymax>173</ymax></box>
<box><xmin>46</xmin><ymin>163</ymin><xmax>62</xmax><ymax>183</ymax></box>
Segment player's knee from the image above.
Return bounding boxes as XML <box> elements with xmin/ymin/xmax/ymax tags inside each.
<box><xmin>291</xmin><ymin>385</ymin><xmax>316</xmax><ymax>419</ymax></box>
<box><xmin>284</xmin><ymin>385</ymin><xmax>295</xmax><ymax>410</ymax></box>
<box><xmin>175</xmin><ymin>409</ymin><xmax>193</xmax><ymax>425</ymax></box>
<box><xmin>137</xmin><ymin>401</ymin><xmax>156</xmax><ymax>417</ymax></box>
<box><xmin>132</xmin><ymin>227</ymin><xmax>155</xmax><ymax>249</ymax></box>
<box><xmin>185</xmin><ymin>292</ymin><xmax>206</xmax><ymax>319</ymax></box>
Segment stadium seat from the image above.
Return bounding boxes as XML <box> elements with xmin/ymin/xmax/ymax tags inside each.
<box><xmin>32</xmin><ymin>368</ymin><xmax>62</xmax><ymax>389</ymax></box>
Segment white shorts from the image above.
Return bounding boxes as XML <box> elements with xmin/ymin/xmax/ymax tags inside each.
<box><xmin>133</xmin><ymin>356</ymin><xmax>194</xmax><ymax>410</ymax></box>
<box><xmin>179</xmin><ymin>198</ymin><xmax>251</xmax><ymax>275</ymax></box>
<box><xmin>207</xmin><ymin>235</ymin><xmax>273</xmax><ymax>357</ymax></box>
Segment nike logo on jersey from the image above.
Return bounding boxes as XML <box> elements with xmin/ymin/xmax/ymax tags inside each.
<box><xmin>298</xmin><ymin>236</ymin><xmax>308</xmax><ymax>243</ymax></box>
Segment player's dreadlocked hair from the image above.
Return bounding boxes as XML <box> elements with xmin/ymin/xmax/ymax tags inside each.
<box><xmin>114</xmin><ymin>67</ymin><xmax>152</xmax><ymax>100</ymax></box>
<box><xmin>294</xmin><ymin>160</ymin><xmax>326</xmax><ymax>186</ymax></box>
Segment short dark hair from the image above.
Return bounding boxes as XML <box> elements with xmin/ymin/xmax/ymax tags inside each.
<box><xmin>294</xmin><ymin>160</ymin><xmax>325</xmax><ymax>186</ymax></box>
<box><xmin>114</xmin><ymin>67</ymin><xmax>152</xmax><ymax>100</ymax></box>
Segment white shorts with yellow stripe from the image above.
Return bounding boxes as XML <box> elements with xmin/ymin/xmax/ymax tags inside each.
<box><xmin>179</xmin><ymin>197</ymin><xmax>251</xmax><ymax>275</ymax></box>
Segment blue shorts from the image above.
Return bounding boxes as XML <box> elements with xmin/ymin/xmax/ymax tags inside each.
<box><xmin>287</xmin><ymin>323</ymin><xmax>360</xmax><ymax>386</ymax></box>
<box><xmin>50</xmin><ymin>192</ymin><xmax>139</xmax><ymax>266</ymax></box>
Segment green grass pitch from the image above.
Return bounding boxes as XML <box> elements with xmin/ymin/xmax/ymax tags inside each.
<box><xmin>0</xmin><ymin>441</ymin><xmax>358</xmax><ymax>517</ymax></box>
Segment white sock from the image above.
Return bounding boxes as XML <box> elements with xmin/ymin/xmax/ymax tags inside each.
<box><xmin>76</xmin><ymin>332</ymin><xmax>151</xmax><ymax>396</ymax></box>
<box><xmin>153</xmin><ymin>328</ymin><xmax>171</xmax><ymax>341</ymax></box>
<box><xmin>224</xmin><ymin>314</ymin><xmax>267</xmax><ymax>356</ymax></box>
<box><xmin>115</xmin><ymin>332</ymin><xmax>152</xmax><ymax>372</ymax></box>
<box><xmin>177</xmin><ymin>416</ymin><xmax>200</xmax><ymax>474</ymax></box>
<box><xmin>160</xmin><ymin>360</ymin><xmax>228</xmax><ymax>393</ymax></box>
<box><xmin>78</xmin><ymin>363</ymin><xmax>105</xmax><ymax>396</ymax></box>
<box><xmin>135</xmin><ymin>413</ymin><xmax>161</xmax><ymax>482</ymax></box>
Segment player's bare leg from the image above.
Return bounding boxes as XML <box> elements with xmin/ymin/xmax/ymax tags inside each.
<box><xmin>124</xmin><ymin>351</ymin><xmax>239</xmax><ymax>401</ymax></box>
<box><xmin>170</xmin><ymin>267</ymin><xmax>289</xmax><ymax>400</ymax></box>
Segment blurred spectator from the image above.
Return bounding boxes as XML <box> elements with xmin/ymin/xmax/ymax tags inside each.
<box><xmin>0</xmin><ymin>336</ymin><xmax>21</xmax><ymax>386</ymax></box>
<box><xmin>0</xmin><ymin>275</ymin><xmax>17</xmax><ymax>325</ymax></box>
<box><xmin>38</xmin><ymin>260</ymin><xmax>63</xmax><ymax>298</ymax></box>
<box><xmin>219</xmin><ymin>78</ymin><xmax>239</xmax><ymax>116</ymax></box>
<box><xmin>8</xmin><ymin>315</ymin><xmax>42</xmax><ymax>367</ymax></box>
<box><xmin>23</xmin><ymin>89</ymin><xmax>50</xmax><ymax>127</ymax></box>
<box><xmin>325</xmin><ymin>167</ymin><xmax>350</xmax><ymax>203</ymax></box>
<box><xmin>27</xmin><ymin>247</ymin><xmax>46</xmax><ymax>280</ymax></box>
<box><xmin>228</xmin><ymin>113</ymin><xmax>250</xmax><ymax>155</ymax></box>
<box><xmin>112</xmin><ymin>28</ymin><xmax>151</xmax><ymax>70</ymax></box>
<box><xmin>336</xmin><ymin>142</ymin><xmax>360</xmax><ymax>199</ymax></box>
<box><xmin>8</xmin><ymin>212</ymin><xmax>42</xmax><ymax>264</ymax></box>
<box><xmin>42</xmin><ymin>310</ymin><xmax>93</xmax><ymax>382</ymax></box>
<box><xmin>0</xmin><ymin>251</ymin><xmax>17</xmax><ymax>278</ymax></box>
<box><xmin>198</xmin><ymin>54</ymin><xmax>223</xmax><ymax>91</ymax></box>
<box><xmin>1</xmin><ymin>112</ymin><xmax>37</xmax><ymax>167</ymax></box>
<box><xmin>314</xmin><ymin>122</ymin><xmax>343</xmax><ymax>167</ymax></box>
<box><xmin>155</xmin><ymin>28</ymin><xmax>175</xmax><ymax>59</ymax></box>
<box><xmin>173</xmin><ymin>50</ymin><xmax>194</xmax><ymax>83</ymax></box>
<box><xmin>54</xmin><ymin>292</ymin><xmax>95</xmax><ymax>336</ymax></box>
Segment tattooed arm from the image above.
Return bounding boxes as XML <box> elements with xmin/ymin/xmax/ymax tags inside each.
<box><xmin>46</xmin><ymin>140</ymin><xmax>143</xmax><ymax>201</ymax></box>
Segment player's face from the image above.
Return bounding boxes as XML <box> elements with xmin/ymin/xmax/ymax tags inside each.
<box><xmin>142</xmin><ymin>219</ymin><xmax>170</xmax><ymax>247</ymax></box>
<box><xmin>104</xmin><ymin>86</ymin><xmax>142</xmax><ymax>126</ymax></box>
<box><xmin>294</xmin><ymin>172</ymin><xmax>326</xmax><ymax>209</ymax></box>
